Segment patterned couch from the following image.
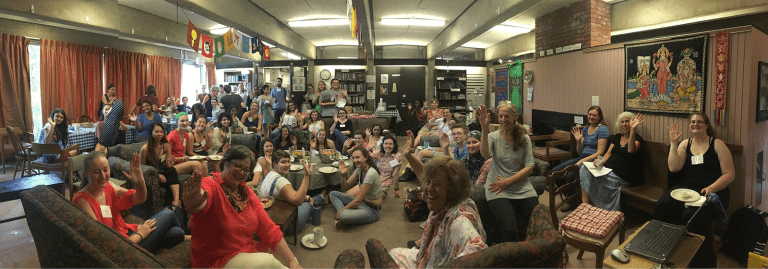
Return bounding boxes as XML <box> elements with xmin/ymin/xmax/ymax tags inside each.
<box><xmin>334</xmin><ymin>204</ymin><xmax>565</xmax><ymax>268</ymax></box>
<box><xmin>20</xmin><ymin>185</ymin><xmax>191</xmax><ymax>268</ymax></box>
<box><xmin>106</xmin><ymin>133</ymin><xmax>260</xmax><ymax>219</ymax></box>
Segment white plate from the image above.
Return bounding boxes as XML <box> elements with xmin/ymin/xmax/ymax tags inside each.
<box><xmin>318</xmin><ymin>167</ymin><xmax>338</xmax><ymax>174</ymax></box>
<box><xmin>189</xmin><ymin>155</ymin><xmax>206</xmax><ymax>160</ymax></box>
<box><xmin>336</xmin><ymin>98</ymin><xmax>347</xmax><ymax>108</ymax></box>
<box><xmin>301</xmin><ymin>234</ymin><xmax>327</xmax><ymax>249</ymax></box>
<box><xmin>670</xmin><ymin>188</ymin><xmax>701</xmax><ymax>203</ymax></box>
<box><xmin>332</xmin><ymin>161</ymin><xmax>339</xmax><ymax>167</ymax></box>
<box><xmin>290</xmin><ymin>164</ymin><xmax>304</xmax><ymax>171</ymax></box>
<box><xmin>290</xmin><ymin>155</ymin><xmax>295</xmax><ymax>162</ymax></box>
<box><xmin>257</xmin><ymin>195</ymin><xmax>274</xmax><ymax>209</ymax></box>
<box><xmin>208</xmin><ymin>155</ymin><xmax>223</xmax><ymax>161</ymax></box>
<box><xmin>340</xmin><ymin>155</ymin><xmax>348</xmax><ymax>160</ymax></box>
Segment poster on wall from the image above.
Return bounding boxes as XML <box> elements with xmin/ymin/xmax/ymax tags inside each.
<box><xmin>757</xmin><ymin>62</ymin><xmax>768</xmax><ymax>122</ymax></box>
<box><xmin>292</xmin><ymin>76</ymin><xmax>305</xmax><ymax>92</ymax></box>
<box><xmin>509</xmin><ymin>61</ymin><xmax>523</xmax><ymax>114</ymax></box>
<box><xmin>495</xmin><ymin>68</ymin><xmax>509</xmax><ymax>107</ymax></box>
<box><xmin>624</xmin><ymin>35</ymin><xmax>707</xmax><ymax>114</ymax></box>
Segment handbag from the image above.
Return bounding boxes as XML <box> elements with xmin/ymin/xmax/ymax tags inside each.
<box><xmin>403</xmin><ymin>187</ymin><xmax>429</xmax><ymax>222</ymax></box>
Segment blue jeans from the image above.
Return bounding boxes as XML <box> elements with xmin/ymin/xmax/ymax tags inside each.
<box><xmin>329</xmin><ymin>191</ymin><xmax>380</xmax><ymax>225</ymax></box>
<box><xmin>130</xmin><ymin>208</ymin><xmax>185</xmax><ymax>253</ymax></box>
<box><xmin>285</xmin><ymin>201</ymin><xmax>311</xmax><ymax>235</ymax></box>
<box><xmin>270</xmin><ymin>126</ymin><xmax>292</xmax><ymax>141</ymax></box>
<box><xmin>330</xmin><ymin>129</ymin><xmax>349</xmax><ymax>153</ymax></box>
<box><xmin>550</xmin><ymin>157</ymin><xmax>584</xmax><ymax>185</ymax></box>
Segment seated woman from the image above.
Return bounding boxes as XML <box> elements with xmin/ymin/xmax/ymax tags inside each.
<box><xmin>190</xmin><ymin>103</ymin><xmax>206</xmax><ymax>124</ymax></box>
<box><xmin>341</xmin><ymin>130</ymin><xmax>367</xmax><ymax>156</ymax></box>
<box><xmin>414</xmin><ymin>108</ymin><xmax>453</xmax><ymax>147</ymax></box>
<box><xmin>331</xmin><ymin>147</ymin><xmax>383</xmax><ymax>226</ymax></box>
<box><xmin>302</xmin><ymin>110</ymin><xmax>324</xmax><ymax>137</ymax></box>
<box><xmin>241</xmin><ymin>102</ymin><xmax>263</xmax><ymax>134</ymax></box>
<box><xmin>209</xmin><ymin>113</ymin><xmax>233</xmax><ymax>156</ymax></box>
<box><xmin>259</xmin><ymin>150</ymin><xmax>315</xmax><ymax>235</ymax></box>
<box><xmin>414</xmin><ymin>118</ymin><xmax>457</xmax><ymax>161</ymax></box>
<box><xmin>370</xmin><ymin>135</ymin><xmax>401</xmax><ymax>199</ymax></box>
<box><xmin>166</xmin><ymin>113</ymin><xmax>208</xmax><ymax>176</ymax></box>
<box><xmin>140</xmin><ymin>123</ymin><xmax>183</xmax><ymax>206</ymax></box>
<box><xmin>160</xmin><ymin>96</ymin><xmax>177</xmax><ymax>117</ymax></box>
<box><xmin>191</xmin><ymin>116</ymin><xmax>211</xmax><ymax>156</ymax></box>
<box><xmin>579</xmin><ymin>112</ymin><xmax>645</xmax><ymax>211</ymax></box>
<box><xmin>463</xmin><ymin>130</ymin><xmax>488</xmax><ymax>185</ymax></box>
<box><xmin>329</xmin><ymin>109</ymin><xmax>355</xmax><ymax>152</ymax></box>
<box><xmin>227</xmin><ymin>105</ymin><xmax>245</xmax><ymax>133</ymax></box>
<box><xmin>183</xmin><ymin>146</ymin><xmax>301</xmax><ymax>268</ymax></box>
<box><xmin>133</xmin><ymin>101</ymin><xmax>163</xmax><ymax>143</ymax></box>
<box><xmin>272</xmin><ymin>126</ymin><xmax>297</xmax><ymax>151</ymax></box>
<box><xmin>249</xmin><ymin>140</ymin><xmax>274</xmax><ymax>188</ymax></box>
<box><xmin>654</xmin><ymin>113</ymin><xmax>734</xmax><ymax>268</ymax></box>
<box><xmin>38</xmin><ymin>108</ymin><xmax>79</xmax><ymax>163</ymax></box>
<box><xmin>74</xmin><ymin>151</ymin><xmax>185</xmax><ymax>253</ymax></box>
<box><xmin>270</xmin><ymin>101</ymin><xmax>301</xmax><ymax>140</ymax></box>
<box><xmin>365</xmin><ymin>124</ymin><xmax>384</xmax><ymax>152</ymax></box>
<box><xmin>309</xmin><ymin>129</ymin><xmax>336</xmax><ymax>152</ymax></box>
<box><xmin>387</xmin><ymin>137</ymin><xmax>486</xmax><ymax>267</ymax></box>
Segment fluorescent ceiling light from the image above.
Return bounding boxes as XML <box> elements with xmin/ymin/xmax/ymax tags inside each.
<box><xmin>210</xmin><ymin>27</ymin><xmax>230</xmax><ymax>35</ymax></box>
<box><xmin>289</xmin><ymin>19</ymin><xmax>349</xmax><ymax>27</ymax></box>
<box><xmin>381</xmin><ymin>18</ymin><xmax>444</xmax><ymax>26</ymax></box>
<box><xmin>316</xmin><ymin>41</ymin><xmax>359</xmax><ymax>46</ymax></box>
<box><xmin>376</xmin><ymin>41</ymin><xmax>427</xmax><ymax>46</ymax></box>
<box><xmin>283</xmin><ymin>52</ymin><xmax>301</xmax><ymax>60</ymax></box>
<box><xmin>461</xmin><ymin>42</ymin><xmax>487</xmax><ymax>49</ymax></box>
<box><xmin>491</xmin><ymin>24</ymin><xmax>532</xmax><ymax>34</ymax></box>
<box><xmin>337</xmin><ymin>57</ymin><xmax>358</xmax><ymax>59</ymax></box>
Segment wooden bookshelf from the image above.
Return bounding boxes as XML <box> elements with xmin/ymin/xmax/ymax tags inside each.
<box><xmin>434</xmin><ymin>69</ymin><xmax>467</xmax><ymax>112</ymax></box>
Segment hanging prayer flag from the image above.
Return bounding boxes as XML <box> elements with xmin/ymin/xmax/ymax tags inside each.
<box><xmin>186</xmin><ymin>21</ymin><xmax>200</xmax><ymax>52</ymax></box>
<box><xmin>251</xmin><ymin>37</ymin><xmax>259</xmax><ymax>53</ymax></box>
<box><xmin>223</xmin><ymin>29</ymin><xmax>234</xmax><ymax>51</ymax></box>
<box><xmin>263</xmin><ymin>45</ymin><xmax>270</xmax><ymax>60</ymax></box>
<box><xmin>233</xmin><ymin>31</ymin><xmax>242</xmax><ymax>52</ymax></box>
<box><xmin>242</xmin><ymin>36</ymin><xmax>251</xmax><ymax>53</ymax></box>
<box><xmin>201</xmin><ymin>34</ymin><xmax>213</xmax><ymax>58</ymax></box>
<box><xmin>214</xmin><ymin>36</ymin><xmax>226</xmax><ymax>57</ymax></box>
<box><xmin>350</xmin><ymin>6</ymin><xmax>357</xmax><ymax>38</ymax></box>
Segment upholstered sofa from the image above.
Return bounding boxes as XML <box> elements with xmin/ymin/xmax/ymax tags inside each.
<box><xmin>20</xmin><ymin>185</ymin><xmax>191</xmax><ymax>268</ymax></box>
<box><xmin>106</xmin><ymin>133</ymin><xmax>260</xmax><ymax>219</ymax></box>
<box><xmin>334</xmin><ymin>204</ymin><xmax>566</xmax><ymax>268</ymax></box>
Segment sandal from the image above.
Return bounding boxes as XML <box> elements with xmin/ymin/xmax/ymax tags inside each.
<box><xmin>407</xmin><ymin>240</ymin><xmax>419</xmax><ymax>249</ymax></box>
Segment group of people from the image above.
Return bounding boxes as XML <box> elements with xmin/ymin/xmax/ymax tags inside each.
<box><xmin>39</xmin><ymin>75</ymin><xmax>735</xmax><ymax>268</ymax></box>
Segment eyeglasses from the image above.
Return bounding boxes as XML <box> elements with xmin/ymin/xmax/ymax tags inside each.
<box><xmin>229</xmin><ymin>161</ymin><xmax>247</xmax><ymax>173</ymax></box>
<box><xmin>422</xmin><ymin>179</ymin><xmax>444</xmax><ymax>190</ymax></box>
<box><xmin>452</xmin><ymin>132</ymin><xmax>465</xmax><ymax>136</ymax></box>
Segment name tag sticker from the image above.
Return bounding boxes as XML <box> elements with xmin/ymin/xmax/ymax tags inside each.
<box><xmin>691</xmin><ymin>154</ymin><xmax>704</xmax><ymax>165</ymax></box>
<box><xmin>339</xmin><ymin>124</ymin><xmax>345</xmax><ymax>128</ymax></box>
<box><xmin>182</xmin><ymin>138</ymin><xmax>186</xmax><ymax>147</ymax></box>
<box><xmin>100</xmin><ymin>205</ymin><xmax>112</xmax><ymax>218</ymax></box>
<box><xmin>389</xmin><ymin>159</ymin><xmax>399</xmax><ymax>167</ymax></box>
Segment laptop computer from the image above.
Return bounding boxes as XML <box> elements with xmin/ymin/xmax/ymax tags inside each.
<box><xmin>624</xmin><ymin>197</ymin><xmax>709</xmax><ymax>263</ymax></box>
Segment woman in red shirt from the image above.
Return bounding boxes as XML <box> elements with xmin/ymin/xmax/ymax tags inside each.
<box><xmin>183</xmin><ymin>145</ymin><xmax>302</xmax><ymax>268</ymax></box>
<box><xmin>73</xmin><ymin>151</ymin><xmax>185</xmax><ymax>253</ymax></box>
<box><xmin>167</xmin><ymin>113</ymin><xmax>208</xmax><ymax>176</ymax></box>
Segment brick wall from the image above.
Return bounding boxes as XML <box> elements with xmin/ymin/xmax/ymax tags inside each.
<box><xmin>535</xmin><ymin>0</ymin><xmax>610</xmax><ymax>56</ymax></box>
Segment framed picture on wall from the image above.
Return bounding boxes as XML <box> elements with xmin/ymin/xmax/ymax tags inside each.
<box><xmin>757</xmin><ymin>61</ymin><xmax>768</xmax><ymax>122</ymax></box>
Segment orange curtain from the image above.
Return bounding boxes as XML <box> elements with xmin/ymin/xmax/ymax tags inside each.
<box><xmin>0</xmin><ymin>34</ymin><xmax>33</xmax><ymax>131</ymax></box>
<box><xmin>206</xmin><ymin>62</ymin><xmax>216</xmax><ymax>88</ymax></box>
<box><xmin>40</xmin><ymin>39</ymin><xmax>103</xmax><ymax>124</ymax></box>
<box><xmin>147</xmin><ymin>55</ymin><xmax>181</xmax><ymax>103</ymax></box>
<box><xmin>104</xmin><ymin>48</ymin><xmax>147</xmax><ymax>118</ymax></box>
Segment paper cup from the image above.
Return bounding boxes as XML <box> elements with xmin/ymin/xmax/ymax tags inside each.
<box><xmin>313</xmin><ymin>227</ymin><xmax>323</xmax><ymax>243</ymax></box>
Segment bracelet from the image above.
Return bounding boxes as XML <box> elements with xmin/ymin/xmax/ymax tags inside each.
<box><xmin>136</xmin><ymin>233</ymin><xmax>144</xmax><ymax>241</ymax></box>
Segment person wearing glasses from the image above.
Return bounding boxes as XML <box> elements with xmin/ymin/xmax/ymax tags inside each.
<box><xmin>183</xmin><ymin>146</ymin><xmax>302</xmax><ymax>268</ymax></box>
<box><xmin>375</xmin><ymin>132</ymin><xmax>485</xmax><ymax>267</ymax></box>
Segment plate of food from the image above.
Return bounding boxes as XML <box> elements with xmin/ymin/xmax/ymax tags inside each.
<box><xmin>208</xmin><ymin>155</ymin><xmax>223</xmax><ymax>161</ymax></box>
<box><xmin>335</xmin><ymin>98</ymin><xmax>347</xmax><ymax>108</ymax></box>
<box><xmin>332</xmin><ymin>161</ymin><xmax>339</xmax><ymax>167</ymax></box>
<box><xmin>318</xmin><ymin>167</ymin><xmax>338</xmax><ymax>174</ymax></box>
<box><xmin>301</xmin><ymin>234</ymin><xmax>327</xmax><ymax>249</ymax></box>
<box><xmin>290</xmin><ymin>164</ymin><xmax>304</xmax><ymax>171</ymax></box>
<box><xmin>670</xmin><ymin>188</ymin><xmax>701</xmax><ymax>203</ymax></box>
<box><xmin>339</xmin><ymin>155</ymin><xmax>348</xmax><ymax>160</ymax></box>
<box><xmin>189</xmin><ymin>155</ymin><xmax>206</xmax><ymax>160</ymax></box>
<box><xmin>258</xmin><ymin>195</ymin><xmax>274</xmax><ymax>209</ymax></box>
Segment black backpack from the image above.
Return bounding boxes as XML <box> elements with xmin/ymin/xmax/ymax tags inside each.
<box><xmin>721</xmin><ymin>206</ymin><xmax>768</xmax><ymax>264</ymax></box>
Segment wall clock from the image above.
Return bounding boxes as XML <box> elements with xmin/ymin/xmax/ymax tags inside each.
<box><xmin>320</xmin><ymin>69</ymin><xmax>331</xmax><ymax>80</ymax></box>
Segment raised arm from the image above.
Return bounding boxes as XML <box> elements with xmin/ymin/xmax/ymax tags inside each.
<box><xmin>667</xmin><ymin>123</ymin><xmax>686</xmax><ymax>172</ymax></box>
<box><xmin>402</xmin><ymin>130</ymin><xmax>424</xmax><ymax>177</ymax></box>
<box><xmin>182</xmin><ymin>171</ymin><xmax>208</xmax><ymax>213</ymax></box>
<box><xmin>476</xmin><ymin>105</ymin><xmax>491</xmax><ymax>159</ymax></box>
<box><xmin>279</xmin><ymin>160</ymin><xmax>312</xmax><ymax>206</ymax></box>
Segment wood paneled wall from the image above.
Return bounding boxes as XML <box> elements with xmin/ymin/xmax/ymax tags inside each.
<box><xmin>522</xmin><ymin>27</ymin><xmax>768</xmax><ymax>212</ymax></box>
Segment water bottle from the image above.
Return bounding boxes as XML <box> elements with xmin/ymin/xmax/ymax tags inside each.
<box><xmin>424</xmin><ymin>141</ymin><xmax>430</xmax><ymax>149</ymax></box>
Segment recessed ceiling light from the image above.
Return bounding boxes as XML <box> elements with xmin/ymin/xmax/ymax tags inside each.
<box><xmin>289</xmin><ymin>19</ymin><xmax>349</xmax><ymax>27</ymax></box>
<box><xmin>210</xmin><ymin>27</ymin><xmax>230</xmax><ymax>35</ymax></box>
<box><xmin>381</xmin><ymin>18</ymin><xmax>445</xmax><ymax>26</ymax></box>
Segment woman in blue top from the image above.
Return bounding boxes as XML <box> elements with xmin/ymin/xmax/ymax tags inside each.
<box><xmin>550</xmin><ymin>105</ymin><xmax>610</xmax><ymax>211</ymax></box>
<box><xmin>133</xmin><ymin>101</ymin><xmax>163</xmax><ymax>142</ymax></box>
<box><xmin>38</xmin><ymin>108</ymin><xmax>80</xmax><ymax>163</ymax></box>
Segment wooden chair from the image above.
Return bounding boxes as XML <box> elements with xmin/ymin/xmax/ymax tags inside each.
<box><xmin>77</xmin><ymin>115</ymin><xmax>93</xmax><ymax>123</ymax></box>
<box><xmin>546</xmin><ymin>164</ymin><xmax>625</xmax><ymax>268</ymax></box>
<box><xmin>1</xmin><ymin>127</ymin><xmax>31</xmax><ymax>174</ymax></box>
<box><xmin>5</xmin><ymin>126</ymin><xmax>40</xmax><ymax>179</ymax></box>
<box><xmin>530</xmin><ymin>130</ymin><xmax>576</xmax><ymax>163</ymax></box>
<box><xmin>29</xmin><ymin>143</ymin><xmax>79</xmax><ymax>199</ymax></box>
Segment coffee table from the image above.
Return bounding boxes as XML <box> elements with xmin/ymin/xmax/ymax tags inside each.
<box><xmin>0</xmin><ymin>174</ymin><xmax>64</xmax><ymax>224</ymax></box>
<box><xmin>265</xmin><ymin>199</ymin><xmax>299</xmax><ymax>245</ymax></box>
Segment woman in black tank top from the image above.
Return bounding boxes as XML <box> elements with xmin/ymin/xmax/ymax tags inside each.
<box><xmin>654</xmin><ymin>113</ymin><xmax>734</xmax><ymax>268</ymax></box>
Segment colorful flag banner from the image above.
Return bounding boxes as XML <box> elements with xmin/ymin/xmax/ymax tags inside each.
<box><xmin>251</xmin><ymin>36</ymin><xmax>260</xmax><ymax>53</ymax></box>
<box><xmin>223</xmin><ymin>29</ymin><xmax>234</xmax><ymax>51</ymax></box>
<box><xmin>242</xmin><ymin>36</ymin><xmax>251</xmax><ymax>53</ymax></box>
<box><xmin>201</xmin><ymin>34</ymin><xmax>213</xmax><ymax>58</ymax></box>
<box><xmin>714</xmin><ymin>32</ymin><xmax>729</xmax><ymax>125</ymax></box>
<box><xmin>214</xmin><ymin>36</ymin><xmax>226</xmax><ymax>57</ymax></box>
<box><xmin>263</xmin><ymin>45</ymin><xmax>270</xmax><ymax>60</ymax></box>
<box><xmin>186</xmin><ymin>21</ymin><xmax>200</xmax><ymax>52</ymax></box>
<box><xmin>233</xmin><ymin>31</ymin><xmax>242</xmax><ymax>52</ymax></box>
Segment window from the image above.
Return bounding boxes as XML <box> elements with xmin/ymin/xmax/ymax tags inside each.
<box><xmin>28</xmin><ymin>44</ymin><xmax>42</xmax><ymax>139</ymax></box>
<box><xmin>181</xmin><ymin>62</ymin><xmax>204</xmax><ymax>104</ymax></box>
